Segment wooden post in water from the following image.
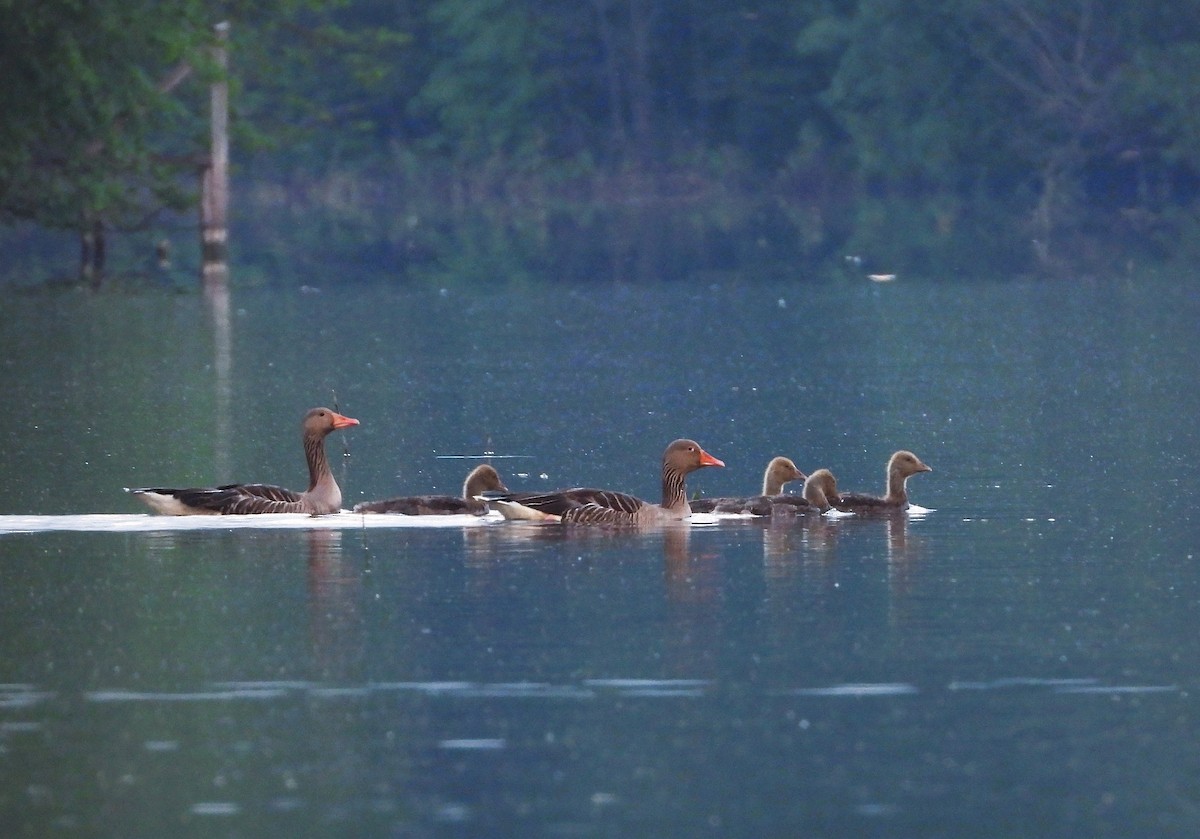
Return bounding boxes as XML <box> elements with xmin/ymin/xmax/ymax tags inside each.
<box><xmin>200</xmin><ymin>21</ymin><xmax>230</xmax><ymax>289</ymax></box>
<box><xmin>79</xmin><ymin>217</ymin><xmax>106</xmax><ymax>288</ymax></box>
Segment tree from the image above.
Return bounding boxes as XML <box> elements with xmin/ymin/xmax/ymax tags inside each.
<box><xmin>0</xmin><ymin>1</ymin><xmax>216</xmax><ymax>283</ymax></box>
<box><xmin>415</xmin><ymin>0</ymin><xmax>549</xmax><ymax>164</ymax></box>
<box><xmin>0</xmin><ymin>0</ymin><xmax>412</xmax><ymax>284</ymax></box>
<box><xmin>815</xmin><ymin>0</ymin><xmax>1200</xmax><ymax>274</ymax></box>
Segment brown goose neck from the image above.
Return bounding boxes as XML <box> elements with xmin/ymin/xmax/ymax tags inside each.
<box><xmin>304</xmin><ymin>432</ymin><xmax>334</xmax><ymax>492</ymax></box>
<box><xmin>661</xmin><ymin>465</ymin><xmax>688</xmax><ymax>511</ymax></box>
<box><xmin>885</xmin><ymin>466</ymin><xmax>908</xmax><ymax>504</ymax></box>
<box><xmin>463</xmin><ymin>466</ymin><xmax>500</xmax><ymax>499</ymax></box>
<box><xmin>805</xmin><ymin>486</ymin><xmax>828</xmax><ymax>512</ymax></box>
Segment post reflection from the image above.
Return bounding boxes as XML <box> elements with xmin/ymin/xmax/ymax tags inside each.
<box><xmin>204</xmin><ymin>282</ymin><xmax>233</xmax><ymax>481</ymax></box>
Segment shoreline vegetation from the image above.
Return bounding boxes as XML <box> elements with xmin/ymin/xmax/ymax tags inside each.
<box><xmin>4</xmin><ymin>155</ymin><xmax>1192</xmax><ymax>290</ymax></box>
<box><xmin>4</xmin><ymin>3</ymin><xmax>1199</xmax><ymax>287</ymax></box>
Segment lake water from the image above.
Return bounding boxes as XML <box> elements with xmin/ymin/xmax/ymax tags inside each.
<box><xmin>2</xmin><ymin>272</ymin><xmax>1199</xmax><ymax>836</ymax></box>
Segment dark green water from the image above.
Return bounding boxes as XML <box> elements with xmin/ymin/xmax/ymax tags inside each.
<box><xmin>1</xmin><ymin>274</ymin><xmax>1199</xmax><ymax>836</ymax></box>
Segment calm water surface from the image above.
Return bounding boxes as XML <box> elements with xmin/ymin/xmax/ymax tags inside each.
<box><xmin>1</xmin><ymin>274</ymin><xmax>1199</xmax><ymax>836</ymax></box>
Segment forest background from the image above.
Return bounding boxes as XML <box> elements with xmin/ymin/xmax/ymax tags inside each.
<box><xmin>2</xmin><ymin>0</ymin><xmax>1199</xmax><ymax>285</ymax></box>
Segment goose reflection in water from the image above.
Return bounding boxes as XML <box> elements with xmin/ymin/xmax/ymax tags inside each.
<box><xmin>460</xmin><ymin>516</ymin><xmax>670</xmax><ymax>598</ymax></box>
<box><xmin>885</xmin><ymin>513</ymin><xmax>928</xmax><ymax>622</ymax></box>
<box><xmin>660</xmin><ymin>523</ymin><xmax>725</xmax><ymax>680</ymax></box>
<box><xmin>460</xmin><ymin>518</ymin><xmax>722</xmax><ymax>678</ymax></box>
<box><xmin>305</xmin><ymin>529</ymin><xmax>366</xmax><ymax>683</ymax></box>
<box><xmin>760</xmin><ymin>514</ymin><xmax>843</xmax><ymax>587</ymax></box>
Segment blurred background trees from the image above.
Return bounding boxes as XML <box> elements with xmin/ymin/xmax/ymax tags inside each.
<box><xmin>2</xmin><ymin>0</ymin><xmax>1199</xmax><ymax>282</ymax></box>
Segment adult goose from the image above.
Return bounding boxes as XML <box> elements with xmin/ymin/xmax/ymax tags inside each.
<box><xmin>485</xmin><ymin>439</ymin><xmax>724</xmax><ymax>525</ymax></box>
<box><xmin>690</xmin><ymin>456</ymin><xmax>806</xmax><ymax>513</ymax></box>
<box><xmin>833</xmin><ymin>450</ymin><xmax>931</xmax><ymax>513</ymax></box>
<box><xmin>127</xmin><ymin>407</ymin><xmax>359</xmax><ymax>515</ymax></box>
<box><xmin>353</xmin><ymin>464</ymin><xmax>507</xmax><ymax>515</ymax></box>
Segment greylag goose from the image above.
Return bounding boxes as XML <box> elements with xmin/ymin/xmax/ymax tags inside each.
<box><xmin>353</xmin><ymin>464</ymin><xmax>507</xmax><ymax>515</ymax></box>
<box><xmin>127</xmin><ymin>407</ymin><xmax>359</xmax><ymax>515</ymax></box>
<box><xmin>484</xmin><ymin>439</ymin><xmax>724</xmax><ymax>525</ymax></box>
<box><xmin>791</xmin><ymin>468</ymin><xmax>842</xmax><ymax>513</ymax></box>
<box><xmin>834</xmin><ymin>450</ymin><xmax>930</xmax><ymax>513</ymax></box>
<box><xmin>706</xmin><ymin>466</ymin><xmax>841</xmax><ymax>516</ymax></box>
<box><xmin>690</xmin><ymin>456</ymin><xmax>806</xmax><ymax>513</ymax></box>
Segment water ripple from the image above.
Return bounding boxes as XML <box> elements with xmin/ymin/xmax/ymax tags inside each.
<box><xmin>0</xmin><ymin>689</ymin><xmax>54</xmax><ymax>710</ymax></box>
<box><xmin>948</xmin><ymin>677</ymin><xmax>1100</xmax><ymax>691</ymax></box>
<box><xmin>34</xmin><ymin>676</ymin><xmax>1187</xmax><ymax>709</ymax></box>
<box><xmin>1054</xmin><ymin>684</ymin><xmax>1179</xmax><ymax>695</ymax></box>
<box><xmin>87</xmin><ymin>689</ymin><xmax>288</xmax><ymax>703</ymax></box>
<box><xmin>439</xmin><ymin>738</ymin><xmax>506</xmax><ymax>750</ymax></box>
<box><xmin>783</xmin><ymin>683</ymin><xmax>919</xmax><ymax>698</ymax></box>
<box><xmin>143</xmin><ymin>740</ymin><xmax>180</xmax><ymax>752</ymax></box>
<box><xmin>618</xmin><ymin>687</ymin><xmax>707</xmax><ymax>698</ymax></box>
<box><xmin>583</xmin><ymin>678</ymin><xmax>711</xmax><ymax>689</ymax></box>
<box><xmin>371</xmin><ymin>681</ymin><xmax>476</xmax><ymax>694</ymax></box>
<box><xmin>190</xmin><ymin>802</ymin><xmax>241</xmax><ymax>817</ymax></box>
<box><xmin>0</xmin><ymin>511</ymin><xmax>499</xmax><ymax>535</ymax></box>
<box><xmin>211</xmin><ymin>680</ymin><xmax>316</xmax><ymax>691</ymax></box>
<box><xmin>456</xmin><ymin>685</ymin><xmax>596</xmax><ymax>700</ymax></box>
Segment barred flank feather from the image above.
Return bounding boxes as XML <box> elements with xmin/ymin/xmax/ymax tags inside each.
<box><xmin>481</xmin><ymin>439</ymin><xmax>723</xmax><ymax>527</ymax></box>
